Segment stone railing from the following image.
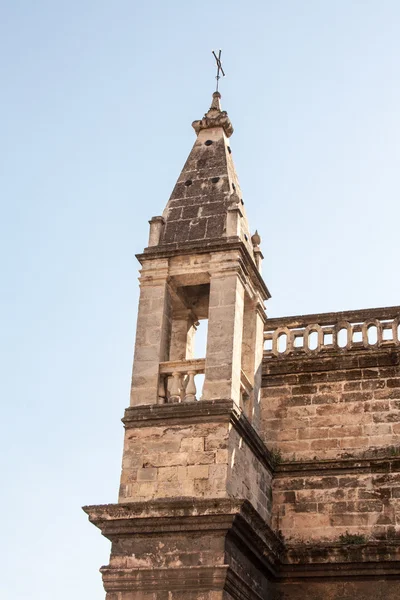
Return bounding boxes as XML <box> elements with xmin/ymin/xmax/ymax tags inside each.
<box><xmin>158</xmin><ymin>358</ymin><xmax>205</xmax><ymax>403</ymax></box>
<box><xmin>264</xmin><ymin>306</ymin><xmax>400</xmax><ymax>358</ymax></box>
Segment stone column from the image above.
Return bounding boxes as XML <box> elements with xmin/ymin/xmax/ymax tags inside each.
<box><xmin>241</xmin><ymin>295</ymin><xmax>266</xmax><ymax>428</ymax></box>
<box><xmin>169</xmin><ymin>310</ymin><xmax>194</xmax><ymax>361</ymax></box>
<box><xmin>202</xmin><ymin>256</ymin><xmax>245</xmax><ymax>404</ymax></box>
<box><xmin>148</xmin><ymin>215</ymin><xmax>165</xmax><ymax>247</ymax></box>
<box><xmin>130</xmin><ymin>258</ymin><xmax>171</xmax><ymax>406</ymax></box>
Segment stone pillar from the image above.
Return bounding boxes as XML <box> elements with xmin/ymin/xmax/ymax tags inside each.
<box><xmin>169</xmin><ymin>310</ymin><xmax>194</xmax><ymax>361</ymax></box>
<box><xmin>147</xmin><ymin>215</ymin><xmax>165</xmax><ymax>247</ymax></box>
<box><xmin>241</xmin><ymin>296</ymin><xmax>266</xmax><ymax>428</ymax></box>
<box><xmin>130</xmin><ymin>258</ymin><xmax>171</xmax><ymax>406</ymax></box>
<box><xmin>252</xmin><ymin>305</ymin><xmax>266</xmax><ymax>426</ymax></box>
<box><xmin>202</xmin><ymin>258</ymin><xmax>245</xmax><ymax>404</ymax></box>
<box><xmin>226</xmin><ymin>204</ymin><xmax>243</xmax><ymax>237</ymax></box>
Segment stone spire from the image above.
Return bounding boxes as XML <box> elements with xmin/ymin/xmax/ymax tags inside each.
<box><xmin>148</xmin><ymin>92</ymin><xmax>256</xmax><ymax>261</ymax></box>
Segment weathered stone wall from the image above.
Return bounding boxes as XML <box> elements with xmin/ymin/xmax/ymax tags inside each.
<box><xmin>260</xmin><ymin>348</ymin><xmax>400</xmax><ymax>548</ymax></box>
<box><xmin>261</xmin><ymin>351</ymin><xmax>400</xmax><ymax>461</ymax></box>
<box><xmin>119</xmin><ymin>421</ymin><xmax>230</xmax><ymax>502</ymax></box>
<box><xmin>119</xmin><ymin>403</ymin><xmax>273</xmax><ymax>523</ymax></box>
<box><xmin>227</xmin><ymin>424</ymin><xmax>272</xmax><ymax>521</ymax></box>
<box><xmin>273</xmin><ymin>464</ymin><xmax>400</xmax><ymax>542</ymax></box>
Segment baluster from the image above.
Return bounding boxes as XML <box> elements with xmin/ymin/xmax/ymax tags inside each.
<box><xmin>376</xmin><ymin>321</ymin><xmax>383</xmax><ymax>347</ymax></box>
<box><xmin>184</xmin><ymin>370</ymin><xmax>197</xmax><ymax>402</ymax></box>
<box><xmin>272</xmin><ymin>330</ymin><xmax>279</xmax><ymax>356</ymax></box>
<box><xmin>158</xmin><ymin>375</ymin><xmax>167</xmax><ymax>404</ymax></box>
<box><xmin>169</xmin><ymin>372</ymin><xmax>182</xmax><ymax>403</ymax></box>
<box><xmin>393</xmin><ymin>318</ymin><xmax>399</xmax><ymax>344</ymax></box>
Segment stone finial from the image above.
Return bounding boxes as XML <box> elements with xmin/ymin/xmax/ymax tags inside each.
<box><xmin>251</xmin><ymin>230</ymin><xmax>263</xmax><ymax>272</ymax></box>
<box><xmin>210</xmin><ymin>91</ymin><xmax>222</xmax><ymax>111</ymax></box>
<box><xmin>192</xmin><ymin>92</ymin><xmax>234</xmax><ymax>138</ymax></box>
<box><xmin>251</xmin><ymin>230</ymin><xmax>261</xmax><ymax>247</ymax></box>
<box><xmin>148</xmin><ymin>216</ymin><xmax>165</xmax><ymax>247</ymax></box>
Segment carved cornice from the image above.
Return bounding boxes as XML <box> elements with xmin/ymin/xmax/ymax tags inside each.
<box><xmin>100</xmin><ymin>564</ymin><xmax>271</xmax><ymax>600</ymax></box>
<box><xmin>123</xmin><ymin>398</ymin><xmax>234</xmax><ymax>427</ymax></box>
<box><xmin>275</xmin><ymin>456</ymin><xmax>400</xmax><ymax>477</ymax></box>
<box><xmin>101</xmin><ymin>564</ymin><xmax>230</xmax><ymax>592</ymax></box>
<box><xmin>281</xmin><ymin>541</ymin><xmax>400</xmax><ymax>579</ymax></box>
<box><xmin>83</xmin><ymin>497</ymin><xmax>284</xmax><ymax>576</ymax></box>
<box><xmin>137</xmin><ymin>238</ymin><xmax>271</xmax><ymax>301</ymax></box>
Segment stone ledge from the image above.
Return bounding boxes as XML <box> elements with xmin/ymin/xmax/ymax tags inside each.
<box><xmin>262</xmin><ymin>348</ymin><xmax>400</xmax><ymax>378</ymax></box>
<box><xmin>122</xmin><ymin>399</ymin><xmax>274</xmax><ymax>473</ymax></box>
<box><xmin>83</xmin><ymin>498</ymin><xmax>282</xmax><ymax>548</ymax></box>
<box><xmin>265</xmin><ymin>306</ymin><xmax>400</xmax><ymax>330</ymax></box>
<box><xmin>83</xmin><ymin>497</ymin><xmax>245</xmax><ymax>536</ymax></box>
<box><xmin>281</xmin><ymin>547</ymin><xmax>400</xmax><ymax>580</ymax></box>
<box><xmin>100</xmin><ymin>564</ymin><xmax>230</xmax><ymax>592</ymax></box>
<box><xmin>286</xmin><ymin>541</ymin><xmax>400</xmax><ymax>565</ymax></box>
<box><xmin>83</xmin><ymin>498</ymin><xmax>284</xmax><ymax>578</ymax></box>
<box><xmin>123</xmin><ymin>398</ymin><xmax>234</xmax><ymax>427</ymax></box>
<box><xmin>281</xmin><ymin>540</ymin><xmax>400</xmax><ymax>579</ymax></box>
<box><xmin>275</xmin><ymin>456</ymin><xmax>400</xmax><ymax>477</ymax></box>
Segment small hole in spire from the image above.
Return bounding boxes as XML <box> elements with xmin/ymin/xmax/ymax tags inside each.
<box><xmin>211</xmin><ymin>177</ymin><xmax>220</xmax><ymax>184</ymax></box>
<box><xmin>232</xmin><ymin>183</ymin><xmax>236</xmax><ymax>191</ymax></box>
<box><xmin>241</xmin><ymin>199</ymin><xmax>244</xmax><ymax>205</ymax></box>
<box><xmin>185</xmin><ymin>180</ymin><xmax>193</xmax><ymax>186</ymax></box>
<box><xmin>205</xmin><ymin>140</ymin><xmax>213</xmax><ymax>146</ymax></box>
<box><xmin>227</xmin><ymin>146</ymin><xmax>232</xmax><ymax>154</ymax></box>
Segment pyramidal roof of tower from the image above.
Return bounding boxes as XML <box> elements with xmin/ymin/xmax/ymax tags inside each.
<box><xmin>157</xmin><ymin>91</ymin><xmax>256</xmax><ymax>258</ymax></box>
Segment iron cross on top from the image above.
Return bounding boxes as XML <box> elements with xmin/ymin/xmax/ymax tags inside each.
<box><xmin>212</xmin><ymin>49</ymin><xmax>225</xmax><ymax>92</ymax></box>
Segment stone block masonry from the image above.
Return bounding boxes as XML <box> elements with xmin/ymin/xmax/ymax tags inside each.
<box><xmin>119</xmin><ymin>401</ymin><xmax>273</xmax><ymax>523</ymax></box>
<box><xmin>261</xmin><ymin>306</ymin><xmax>400</xmax><ymax>554</ymax></box>
<box><xmin>261</xmin><ymin>350</ymin><xmax>400</xmax><ymax>461</ymax></box>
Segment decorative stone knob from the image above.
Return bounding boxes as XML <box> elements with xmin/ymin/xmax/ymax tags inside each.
<box><xmin>251</xmin><ymin>230</ymin><xmax>261</xmax><ymax>247</ymax></box>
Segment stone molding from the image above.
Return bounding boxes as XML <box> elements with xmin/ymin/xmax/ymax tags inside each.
<box><xmin>262</xmin><ymin>347</ymin><xmax>400</xmax><ymax>379</ymax></box>
<box><xmin>83</xmin><ymin>498</ymin><xmax>284</xmax><ymax>597</ymax></box>
<box><xmin>83</xmin><ymin>497</ymin><xmax>283</xmax><ymax>555</ymax></box>
<box><xmin>83</xmin><ymin>498</ymin><xmax>400</xmax><ymax>585</ymax></box>
<box><xmin>265</xmin><ymin>306</ymin><xmax>400</xmax><ymax>330</ymax></box>
<box><xmin>276</xmin><ymin>456</ymin><xmax>400</xmax><ymax>477</ymax></box>
<box><xmin>100</xmin><ymin>565</ymin><xmax>230</xmax><ymax>593</ymax></box>
<box><xmin>100</xmin><ymin>565</ymin><xmax>267</xmax><ymax>600</ymax></box>
<box><xmin>137</xmin><ymin>238</ymin><xmax>271</xmax><ymax>301</ymax></box>
<box><xmin>282</xmin><ymin>541</ymin><xmax>400</xmax><ymax>579</ymax></box>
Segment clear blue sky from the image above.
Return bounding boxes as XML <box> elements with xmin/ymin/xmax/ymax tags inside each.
<box><xmin>1</xmin><ymin>1</ymin><xmax>399</xmax><ymax>598</ymax></box>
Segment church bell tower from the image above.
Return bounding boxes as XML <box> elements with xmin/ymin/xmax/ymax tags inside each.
<box><xmin>83</xmin><ymin>92</ymin><xmax>278</xmax><ymax>600</ymax></box>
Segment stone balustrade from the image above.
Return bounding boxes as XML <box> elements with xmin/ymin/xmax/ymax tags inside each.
<box><xmin>264</xmin><ymin>306</ymin><xmax>400</xmax><ymax>358</ymax></box>
<box><xmin>158</xmin><ymin>358</ymin><xmax>205</xmax><ymax>403</ymax></box>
